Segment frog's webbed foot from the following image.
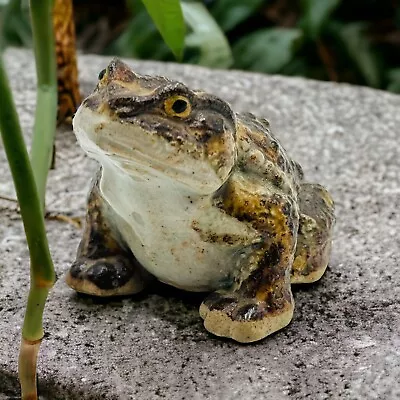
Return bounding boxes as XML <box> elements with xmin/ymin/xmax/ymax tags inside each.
<box><xmin>200</xmin><ymin>242</ymin><xmax>295</xmax><ymax>343</ymax></box>
<box><xmin>291</xmin><ymin>183</ymin><xmax>335</xmax><ymax>284</ymax></box>
<box><xmin>200</xmin><ymin>287</ymin><xmax>293</xmax><ymax>343</ymax></box>
<box><xmin>66</xmin><ymin>171</ymin><xmax>148</xmax><ymax>297</ymax></box>
<box><xmin>67</xmin><ymin>254</ymin><xmax>146</xmax><ymax>297</ymax></box>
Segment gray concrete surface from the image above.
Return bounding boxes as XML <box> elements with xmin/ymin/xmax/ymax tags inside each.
<box><xmin>0</xmin><ymin>48</ymin><xmax>399</xmax><ymax>399</ymax></box>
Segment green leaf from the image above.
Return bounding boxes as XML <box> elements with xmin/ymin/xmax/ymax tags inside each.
<box><xmin>339</xmin><ymin>22</ymin><xmax>380</xmax><ymax>88</ymax></box>
<box><xmin>280</xmin><ymin>56</ymin><xmax>308</xmax><ymax>77</ymax></box>
<box><xmin>108</xmin><ymin>7</ymin><xmax>172</xmax><ymax>60</ymax></box>
<box><xmin>232</xmin><ymin>28</ymin><xmax>303</xmax><ymax>73</ymax></box>
<box><xmin>300</xmin><ymin>0</ymin><xmax>341</xmax><ymax>38</ymax></box>
<box><xmin>387</xmin><ymin>68</ymin><xmax>400</xmax><ymax>93</ymax></box>
<box><xmin>141</xmin><ymin>0</ymin><xmax>185</xmax><ymax>60</ymax></box>
<box><xmin>0</xmin><ymin>0</ymin><xmax>32</xmax><ymax>50</ymax></box>
<box><xmin>209</xmin><ymin>0</ymin><xmax>264</xmax><ymax>32</ymax></box>
<box><xmin>181</xmin><ymin>1</ymin><xmax>232</xmax><ymax>68</ymax></box>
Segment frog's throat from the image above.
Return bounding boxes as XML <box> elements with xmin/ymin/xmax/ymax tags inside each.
<box><xmin>73</xmin><ymin>107</ymin><xmax>226</xmax><ymax>194</ymax></box>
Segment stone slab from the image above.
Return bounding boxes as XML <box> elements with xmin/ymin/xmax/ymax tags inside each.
<box><xmin>0</xmin><ymin>48</ymin><xmax>399</xmax><ymax>399</ymax></box>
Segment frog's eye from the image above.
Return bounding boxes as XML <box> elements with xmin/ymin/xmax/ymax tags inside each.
<box><xmin>98</xmin><ymin>68</ymin><xmax>107</xmax><ymax>80</ymax></box>
<box><xmin>164</xmin><ymin>95</ymin><xmax>191</xmax><ymax>118</ymax></box>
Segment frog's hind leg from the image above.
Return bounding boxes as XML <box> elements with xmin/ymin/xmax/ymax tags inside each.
<box><xmin>291</xmin><ymin>183</ymin><xmax>335</xmax><ymax>284</ymax></box>
<box><xmin>66</xmin><ymin>171</ymin><xmax>147</xmax><ymax>297</ymax></box>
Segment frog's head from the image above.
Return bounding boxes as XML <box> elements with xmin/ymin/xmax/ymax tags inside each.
<box><xmin>73</xmin><ymin>59</ymin><xmax>237</xmax><ymax>194</ymax></box>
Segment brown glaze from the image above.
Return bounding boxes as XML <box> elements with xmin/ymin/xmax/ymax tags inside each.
<box><xmin>68</xmin><ymin>59</ymin><xmax>335</xmax><ymax>342</ymax></box>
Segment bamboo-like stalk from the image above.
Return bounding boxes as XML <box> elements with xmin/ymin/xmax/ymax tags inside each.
<box><xmin>0</xmin><ymin>56</ymin><xmax>55</xmax><ymax>400</ymax></box>
<box><xmin>29</xmin><ymin>0</ymin><xmax>58</xmax><ymax>209</ymax></box>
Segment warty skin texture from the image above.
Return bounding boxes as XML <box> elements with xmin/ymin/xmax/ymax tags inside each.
<box><xmin>66</xmin><ymin>59</ymin><xmax>335</xmax><ymax>342</ymax></box>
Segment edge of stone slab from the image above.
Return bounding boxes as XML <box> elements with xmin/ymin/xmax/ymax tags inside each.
<box><xmin>5</xmin><ymin>47</ymin><xmax>400</xmax><ymax>103</ymax></box>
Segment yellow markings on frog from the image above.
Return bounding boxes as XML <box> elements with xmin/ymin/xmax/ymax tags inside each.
<box><xmin>321</xmin><ymin>189</ymin><xmax>335</xmax><ymax>208</ymax></box>
<box><xmin>292</xmin><ymin>247</ymin><xmax>308</xmax><ymax>273</ymax></box>
<box><xmin>220</xmin><ymin>177</ymin><xmax>295</xmax><ymax>304</ymax></box>
<box><xmin>254</xmin><ymin>203</ymin><xmax>293</xmax><ymax>304</ymax></box>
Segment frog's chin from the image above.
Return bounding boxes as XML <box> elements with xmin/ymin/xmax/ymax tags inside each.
<box><xmin>104</xmin><ymin>152</ymin><xmax>224</xmax><ymax>195</ymax></box>
<box><xmin>73</xmin><ymin>106</ymin><xmax>226</xmax><ymax>194</ymax></box>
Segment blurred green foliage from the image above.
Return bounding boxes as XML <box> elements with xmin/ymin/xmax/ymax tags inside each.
<box><xmin>111</xmin><ymin>0</ymin><xmax>232</xmax><ymax>68</ymax></box>
<box><xmin>140</xmin><ymin>0</ymin><xmax>185</xmax><ymax>60</ymax></box>
<box><xmin>1</xmin><ymin>0</ymin><xmax>400</xmax><ymax>93</ymax></box>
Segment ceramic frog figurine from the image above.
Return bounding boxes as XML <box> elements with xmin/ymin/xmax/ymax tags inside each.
<box><xmin>66</xmin><ymin>59</ymin><xmax>335</xmax><ymax>343</ymax></box>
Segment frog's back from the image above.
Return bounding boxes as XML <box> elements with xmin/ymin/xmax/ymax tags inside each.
<box><xmin>234</xmin><ymin>112</ymin><xmax>303</xmax><ymax>197</ymax></box>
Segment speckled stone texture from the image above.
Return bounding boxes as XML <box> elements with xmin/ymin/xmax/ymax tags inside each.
<box><xmin>0</xmin><ymin>48</ymin><xmax>399</xmax><ymax>400</ymax></box>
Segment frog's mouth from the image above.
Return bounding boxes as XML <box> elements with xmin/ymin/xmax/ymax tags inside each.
<box><xmin>73</xmin><ymin>104</ymin><xmax>226</xmax><ymax>193</ymax></box>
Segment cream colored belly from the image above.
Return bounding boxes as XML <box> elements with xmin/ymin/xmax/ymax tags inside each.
<box><xmin>114</xmin><ymin>214</ymin><xmax>239</xmax><ymax>291</ymax></box>
<box><xmin>99</xmin><ymin>165</ymin><xmax>259</xmax><ymax>292</ymax></box>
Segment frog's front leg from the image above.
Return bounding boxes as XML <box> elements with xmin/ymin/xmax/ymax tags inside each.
<box><xmin>200</xmin><ymin>183</ymin><xmax>299</xmax><ymax>343</ymax></box>
<box><xmin>66</xmin><ymin>171</ymin><xmax>148</xmax><ymax>296</ymax></box>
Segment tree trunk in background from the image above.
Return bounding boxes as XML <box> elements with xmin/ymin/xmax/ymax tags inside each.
<box><xmin>53</xmin><ymin>0</ymin><xmax>81</xmax><ymax>124</ymax></box>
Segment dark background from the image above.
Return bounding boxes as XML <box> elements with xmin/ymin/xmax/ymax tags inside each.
<box><xmin>1</xmin><ymin>0</ymin><xmax>400</xmax><ymax>92</ymax></box>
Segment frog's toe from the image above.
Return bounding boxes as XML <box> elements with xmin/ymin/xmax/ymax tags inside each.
<box><xmin>199</xmin><ymin>293</ymin><xmax>293</xmax><ymax>343</ymax></box>
<box><xmin>66</xmin><ymin>256</ymin><xmax>145</xmax><ymax>296</ymax></box>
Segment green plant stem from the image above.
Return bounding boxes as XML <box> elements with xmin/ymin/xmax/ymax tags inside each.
<box><xmin>0</xmin><ymin>56</ymin><xmax>55</xmax><ymax>399</ymax></box>
<box><xmin>29</xmin><ymin>0</ymin><xmax>57</xmax><ymax>209</ymax></box>
<box><xmin>18</xmin><ymin>339</ymin><xmax>41</xmax><ymax>400</ymax></box>
<box><xmin>0</xmin><ymin>58</ymin><xmax>55</xmax><ymax>295</ymax></box>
